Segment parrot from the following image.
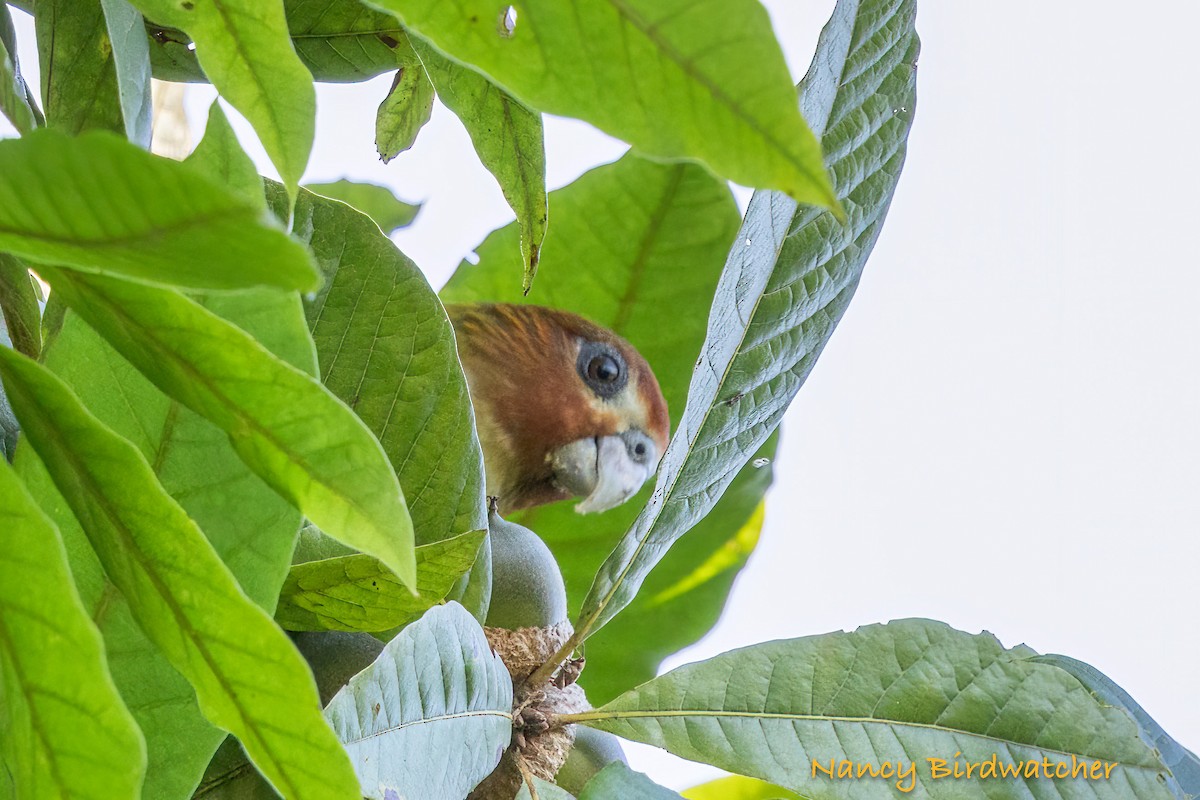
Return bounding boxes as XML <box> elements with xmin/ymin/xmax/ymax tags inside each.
<box><xmin>446</xmin><ymin>303</ymin><xmax>670</xmax><ymax>515</ymax></box>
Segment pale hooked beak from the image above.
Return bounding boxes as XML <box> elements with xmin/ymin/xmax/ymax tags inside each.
<box><xmin>550</xmin><ymin>430</ymin><xmax>660</xmax><ymax>514</ymax></box>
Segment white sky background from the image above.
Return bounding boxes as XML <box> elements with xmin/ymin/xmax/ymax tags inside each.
<box><xmin>5</xmin><ymin>1</ymin><xmax>1200</xmax><ymax>792</ymax></box>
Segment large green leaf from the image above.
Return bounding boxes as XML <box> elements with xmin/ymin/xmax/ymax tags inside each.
<box><xmin>576</xmin><ymin>0</ymin><xmax>919</xmax><ymax>642</ymax></box>
<box><xmin>35</xmin><ymin>0</ymin><xmax>124</xmax><ymax>135</ymax></box>
<box><xmin>577</xmin><ymin>620</ymin><xmax>1179</xmax><ymax>800</ymax></box>
<box><xmin>414</xmin><ymin>39</ymin><xmax>546</xmax><ymax>292</ymax></box>
<box><xmin>378</xmin><ymin>0</ymin><xmax>838</xmax><ymax>208</ymax></box>
<box><xmin>42</xmin><ymin>268</ymin><xmax>417</xmax><ymax>589</ymax></box>
<box><xmin>0</xmin><ymin>130</ymin><xmax>319</xmax><ymax>291</ymax></box>
<box><xmin>127</xmin><ymin>0</ymin><xmax>315</xmax><ymax>191</ymax></box>
<box><xmin>324</xmin><ymin>602</ymin><xmax>513</xmax><ymax>800</ymax></box>
<box><xmin>304</xmin><ymin>179</ymin><xmax>420</xmax><ymax>233</ymax></box>
<box><xmin>0</xmin><ymin>6</ymin><xmax>38</xmax><ymax>133</ymax></box>
<box><xmin>1032</xmin><ymin>654</ymin><xmax>1200</xmax><ymax>797</ymax></box>
<box><xmin>277</xmin><ymin>530</ymin><xmax>485</xmax><ymax>632</ymax></box>
<box><xmin>147</xmin><ymin>0</ymin><xmax>412</xmax><ymax>83</ymax></box>
<box><xmin>0</xmin><ymin>347</ymin><xmax>360</xmax><ymax>800</ymax></box>
<box><xmin>0</xmin><ymin>255</ymin><xmax>39</xmax><ymax>359</ymax></box>
<box><xmin>373</xmin><ymin>38</ymin><xmax>434</xmax><ymax>162</ymax></box>
<box><xmin>16</xmin><ymin>293</ymin><xmax>310</xmax><ymax>798</ymax></box>
<box><xmin>0</xmin><ymin>459</ymin><xmax>145</xmax><ymax>800</ymax></box>
<box><xmin>441</xmin><ymin>152</ymin><xmax>753</xmax><ymax>696</ymax></box>
<box><xmin>296</xmin><ymin>187</ymin><xmax>486</xmax><ymax>547</ymax></box>
<box><xmin>99</xmin><ymin>0</ymin><xmax>153</xmax><ymax>146</ymax></box>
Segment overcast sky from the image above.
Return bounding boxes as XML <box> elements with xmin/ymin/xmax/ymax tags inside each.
<box><xmin>4</xmin><ymin>1</ymin><xmax>1198</xmax><ymax>792</ymax></box>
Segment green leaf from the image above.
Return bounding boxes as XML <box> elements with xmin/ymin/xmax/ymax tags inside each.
<box><xmin>442</xmin><ymin>151</ymin><xmax>753</xmax><ymax>697</ymax></box>
<box><xmin>16</xmin><ymin>292</ymin><xmax>310</xmax><ymax>798</ymax></box>
<box><xmin>0</xmin><ymin>459</ymin><xmax>145</xmax><ymax>799</ymax></box>
<box><xmin>324</xmin><ymin>603</ymin><xmax>513</xmax><ymax>800</ymax></box>
<box><xmin>187</xmin><ymin>101</ymin><xmax>266</xmax><ymax>210</ymax></box>
<box><xmin>277</xmin><ymin>530</ymin><xmax>485</xmax><ymax>632</ymax></box>
<box><xmin>100</xmin><ymin>0</ymin><xmax>153</xmax><ymax>146</ymax></box>
<box><xmin>0</xmin><ymin>347</ymin><xmax>360</xmax><ymax>800</ymax></box>
<box><xmin>0</xmin><ymin>6</ymin><xmax>39</xmax><ymax>133</ymax></box>
<box><xmin>577</xmin><ymin>0</ymin><xmax>920</xmax><ymax>640</ymax></box>
<box><xmin>0</xmin><ymin>130</ymin><xmax>319</xmax><ymax>291</ymax></box>
<box><xmin>35</xmin><ymin>0</ymin><xmax>124</xmax><ymax>135</ymax></box>
<box><xmin>377</xmin><ymin>0</ymin><xmax>838</xmax><ymax>209</ymax></box>
<box><xmin>0</xmin><ymin>255</ymin><xmax>40</xmax><ymax>359</ymax></box>
<box><xmin>304</xmin><ymin>179</ymin><xmax>420</xmax><ymax>233</ymax></box>
<box><xmin>295</xmin><ymin>187</ymin><xmax>487</xmax><ymax>547</ymax></box>
<box><xmin>1032</xmin><ymin>654</ymin><xmax>1200</xmax><ymax>797</ymax></box>
<box><xmin>285</xmin><ymin>0</ymin><xmax>414</xmax><ymax>82</ymax></box>
<box><xmin>578</xmin><ymin>620</ymin><xmax>1178</xmax><ymax>800</ymax></box>
<box><xmin>414</xmin><ymin>39</ymin><xmax>546</xmax><ymax>292</ymax></box>
<box><xmin>374</xmin><ymin>42</ymin><xmax>434</xmax><ymax>162</ymax></box>
<box><xmin>682</xmin><ymin>775</ymin><xmax>801</xmax><ymax>800</ymax></box>
<box><xmin>127</xmin><ymin>0</ymin><xmax>315</xmax><ymax>191</ymax></box>
<box><xmin>42</xmin><ymin>268</ymin><xmax>417</xmax><ymax>589</ymax></box>
<box><xmin>516</xmin><ymin>778</ymin><xmax>575</xmax><ymax>799</ymax></box>
<box><xmin>146</xmin><ymin>0</ymin><xmax>414</xmax><ymax>84</ymax></box>
<box><xmin>579</xmin><ymin>763</ymin><xmax>683</xmax><ymax>799</ymax></box>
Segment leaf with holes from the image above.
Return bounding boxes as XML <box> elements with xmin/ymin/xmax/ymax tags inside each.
<box><xmin>147</xmin><ymin>0</ymin><xmax>413</xmax><ymax>83</ymax></box>
<box><xmin>0</xmin><ymin>346</ymin><xmax>360</xmax><ymax>800</ymax></box>
<box><xmin>376</xmin><ymin>0</ymin><xmax>838</xmax><ymax>209</ymax></box>
<box><xmin>0</xmin><ymin>459</ymin><xmax>145</xmax><ymax>800</ymax></box>
<box><xmin>575</xmin><ymin>0</ymin><xmax>920</xmax><ymax>643</ymax></box>
<box><xmin>277</xmin><ymin>530</ymin><xmax>485</xmax><ymax>632</ymax></box>
<box><xmin>575</xmin><ymin>620</ymin><xmax>1179</xmax><ymax>800</ymax></box>
<box><xmin>325</xmin><ymin>603</ymin><xmax>513</xmax><ymax>800</ymax></box>
<box><xmin>414</xmin><ymin>39</ymin><xmax>546</xmax><ymax>292</ymax></box>
<box><xmin>375</xmin><ymin>39</ymin><xmax>434</xmax><ymax>162</ymax></box>
<box><xmin>0</xmin><ymin>130</ymin><xmax>318</xmax><ymax>291</ymax></box>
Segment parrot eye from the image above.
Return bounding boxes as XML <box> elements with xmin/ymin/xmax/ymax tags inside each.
<box><xmin>577</xmin><ymin>341</ymin><xmax>627</xmax><ymax>399</ymax></box>
<box><xmin>588</xmin><ymin>355</ymin><xmax>620</xmax><ymax>383</ymax></box>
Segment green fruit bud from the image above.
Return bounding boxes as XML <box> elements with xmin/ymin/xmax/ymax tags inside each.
<box><xmin>291</xmin><ymin>630</ymin><xmax>384</xmax><ymax>706</ymax></box>
<box><xmin>484</xmin><ymin>503</ymin><xmax>568</xmax><ymax>630</ymax></box>
<box><xmin>554</xmin><ymin>728</ymin><xmax>628</xmax><ymax>795</ymax></box>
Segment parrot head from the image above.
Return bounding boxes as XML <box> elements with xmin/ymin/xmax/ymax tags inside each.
<box><xmin>447</xmin><ymin>303</ymin><xmax>669</xmax><ymax>514</ymax></box>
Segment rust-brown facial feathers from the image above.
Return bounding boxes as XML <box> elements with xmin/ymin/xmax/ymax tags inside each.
<box><xmin>447</xmin><ymin>303</ymin><xmax>669</xmax><ymax>513</ymax></box>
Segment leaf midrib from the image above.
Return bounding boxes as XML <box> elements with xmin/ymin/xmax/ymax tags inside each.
<box><xmin>343</xmin><ymin>708</ymin><xmax>513</xmax><ymax>745</ymax></box>
<box><xmin>576</xmin><ymin>709</ymin><xmax>1165</xmax><ymax>773</ymax></box>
